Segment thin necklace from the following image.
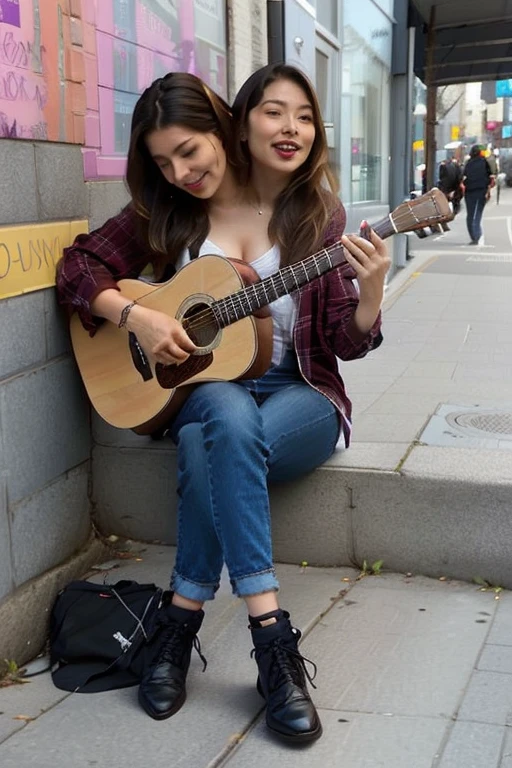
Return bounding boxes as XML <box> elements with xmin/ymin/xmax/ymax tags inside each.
<box><xmin>252</xmin><ymin>204</ymin><xmax>264</xmax><ymax>216</ymax></box>
<box><xmin>247</xmin><ymin>194</ymin><xmax>264</xmax><ymax>215</ymax></box>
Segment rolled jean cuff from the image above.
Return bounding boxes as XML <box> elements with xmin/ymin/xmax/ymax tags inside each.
<box><xmin>171</xmin><ymin>570</ymin><xmax>219</xmax><ymax>602</ymax></box>
<box><xmin>231</xmin><ymin>567</ymin><xmax>280</xmax><ymax>597</ymax></box>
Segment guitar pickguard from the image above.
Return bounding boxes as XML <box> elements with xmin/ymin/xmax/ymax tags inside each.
<box><xmin>155</xmin><ymin>353</ymin><xmax>214</xmax><ymax>389</ymax></box>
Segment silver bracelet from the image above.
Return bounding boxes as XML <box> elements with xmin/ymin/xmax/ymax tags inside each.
<box><xmin>118</xmin><ymin>301</ymin><xmax>136</xmax><ymax>329</ymax></box>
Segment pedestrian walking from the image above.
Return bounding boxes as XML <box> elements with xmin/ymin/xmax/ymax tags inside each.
<box><xmin>438</xmin><ymin>158</ymin><xmax>463</xmax><ymax>215</ymax></box>
<box><xmin>462</xmin><ymin>145</ymin><xmax>492</xmax><ymax>244</ymax></box>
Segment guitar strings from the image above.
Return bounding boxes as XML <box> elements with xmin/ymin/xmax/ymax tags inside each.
<box><xmin>172</xmin><ymin>197</ymin><xmax>446</xmax><ymax>338</ymax></box>
<box><xmin>180</xmin><ymin>245</ymin><xmax>345</xmax><ymax>335</ymax></box>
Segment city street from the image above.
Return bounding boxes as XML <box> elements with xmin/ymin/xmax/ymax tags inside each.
<box><xmin>1</xmin><ymin>189</ymin><xmax>512</xmax><ymax>767</ymax></box>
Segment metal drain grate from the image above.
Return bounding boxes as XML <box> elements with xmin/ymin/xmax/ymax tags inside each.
<box><xmin>446</xmin><ymin>411</ymin><xmax>512</xmax><ymax>438</ymax></box>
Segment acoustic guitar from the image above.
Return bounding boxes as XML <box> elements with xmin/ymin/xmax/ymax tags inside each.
<box><xmin>70</xmin><ymin>188</ymin><xmax>452</xmax><ymax>434</ymax></box>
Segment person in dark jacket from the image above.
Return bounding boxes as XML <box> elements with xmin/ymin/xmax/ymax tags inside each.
<box><xmin>438</xmin><ymin>158</ymin><xmax>463</xmax><ymax>214</ymax></box>
<box><xmin>462</xmin><ymin>145</ymin><xmax>492</xmax><ymax>244</ymax></box>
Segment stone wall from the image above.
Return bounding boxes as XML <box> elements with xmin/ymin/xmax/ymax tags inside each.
<box><xmin>0</xmin><ymin>0</ymin><xmax>267</xmax><ymax>667</ymax></box>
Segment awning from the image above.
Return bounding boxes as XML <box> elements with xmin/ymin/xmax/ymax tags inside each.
<box><xmin>411</xmin><ymin>0</ymin><xmax>512</xmax><ymax>85</ymax></box>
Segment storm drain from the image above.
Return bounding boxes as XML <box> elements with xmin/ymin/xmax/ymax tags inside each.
<box><xmin>419</xmin><ymin>404</ymin><xmax>512</xmax><ymax>450</ymax></box>
<box><xmin>445</xmin><ymin>411</ymin><xmax>512</xmax><ymax>438</ymax></box>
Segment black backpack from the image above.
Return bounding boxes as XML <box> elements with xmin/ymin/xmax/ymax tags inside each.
<box><xmin>50</xmin><ymin>579</ymin><xmax>163</xmax><ymax>693</ymax></box>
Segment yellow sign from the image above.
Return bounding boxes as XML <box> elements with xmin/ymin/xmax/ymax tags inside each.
<box><xmin>413</xmin><ymin>139</ymin><xmax>424</xmax><ymax>151</ymax></box>
<box><xmin>0</xmin><ymin>220</ymin><xmax>89</xmax><ymax>300</ymax></box>
<box><xmin>451</xmin><ymin>125</ymin><xmax>460</xmax><ymax>140</ymax></box>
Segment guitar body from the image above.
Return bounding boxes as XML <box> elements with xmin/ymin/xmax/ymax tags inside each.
<box><xmin>70</xmin><ymin>255</ymin><xmax>273</xmax><ymax>434</ymax></box>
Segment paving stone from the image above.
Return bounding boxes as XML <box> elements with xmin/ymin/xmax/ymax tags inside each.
<box><xmin>458</xmin><ymin>670</ymin><xmax>512</xmax><ymax>726</ymax></box>
<box><xmin>298</xmin><ymin>579</ymin><xmax>493</xmax><ymax>718</ymax></box>
<box><xmin>350</xmin><ymin>411</ymin><xmax>429</xmax><ymax>443</ymax></box>
<box><xmin>226</xmin><ymin>710</ymin><xmax>447</xmax><ymax>768</ymax></box>
<box><xmin>487</xmin><ymin>596</ymin><xmax>512</xmax><ymax>646</ymax></box>
<box><xmin>0</xmin><ymin>672</ymin><xmax>69</xmax><ymax>744</ymax></box>
<box><xmin>436</xmin><ymin>721</ymin><xmax>505</xmax><ymax>768</ymax></box>
<box><xmin>478</xmin><ymin>645</ymin><xmax>512</xmax><ymax>675</ymax></box>
<box><xmin>500</xmin><ymin>729</ymin><xmax>512</xmax><ymax>767</ymax></box>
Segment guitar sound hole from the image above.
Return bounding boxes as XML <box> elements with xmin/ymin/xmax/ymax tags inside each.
<box><xmin>183</xmin><ymin>303</ymin><xmax>219</xmax><ymax>348</ymax></box>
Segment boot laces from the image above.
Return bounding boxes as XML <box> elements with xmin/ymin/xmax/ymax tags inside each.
<box><xmin>157</xmin><ymin>619</ymin><xmax>207</xmax><ymax>672</ymax></box>
<box><xmin>252</xmin><ymin>637</ymin><xmax>317</xmax><ymax>691</ymax></box>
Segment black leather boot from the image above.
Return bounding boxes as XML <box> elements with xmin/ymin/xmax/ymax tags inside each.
<box><xmin>250</xmin><ymin>611</ymin><xmax>322</xmax><ymax>743</ymax></box>
<box><xmin>138</xmin><ymin>602</ymin><xmax>206</xmax><ymax>720</ymax></box>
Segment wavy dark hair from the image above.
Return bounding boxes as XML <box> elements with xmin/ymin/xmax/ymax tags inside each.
<box><xmin>126</xmin><ymin>72</ymin><xmax>233</xmax><ymax>277</ymax></box>
<box><xmin>231</xmin><ymin>64</ymin><xmax>339</xmax><ymax>266</ymax></box>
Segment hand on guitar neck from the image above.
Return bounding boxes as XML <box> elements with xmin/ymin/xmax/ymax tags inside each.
<box><xmin>340</xmin><ymin>225</ymin><xmax>391</xmax><ymax>337</ymax></box>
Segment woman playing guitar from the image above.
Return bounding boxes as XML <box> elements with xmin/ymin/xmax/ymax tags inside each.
<box><xmin>56</xmin><ymin>65</ymin><xmax>390</xmax><ymax>743</ymax></box>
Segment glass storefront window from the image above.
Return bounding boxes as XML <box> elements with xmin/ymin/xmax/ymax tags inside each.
<box><xmin>317</xmin><ymin>2</ymin><xmax>338</xmax><ymax>35</ymax></box>
<box><xmin>315</xmin><ymin>35</ymin><xmax>339</xmax><ymax>167</ymax></box>
<box><xmin>341</xmin><ymin>4</ymin><xmax>391</xmax><ymax>204</ymax></box>
<box><xmin>315</xmin><ymin>48</ymin><xmax>332</xmax><ymax>122</ymax></box>
<box><xmin>308</xmin><ymin>1</ymin><xmax>338</xmax><ymax>35</ymax></box>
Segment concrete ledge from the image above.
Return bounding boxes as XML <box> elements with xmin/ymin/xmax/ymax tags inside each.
<box><xmin>92</xmin><ymin>442</ymin><xmax>353</xmax><ymax>567</ymax></box>
<box><xmin>0</xmin><ymin>534</ymin><xmax>109</xmax><ymax>673</ymax></box>
<box><xmin>92</xmin><ymin>417</ymin><xmax>512</xmax><ymax>588</ymax></box>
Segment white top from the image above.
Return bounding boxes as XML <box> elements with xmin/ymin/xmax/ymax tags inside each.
<box><xmin>177</xmin><ymin>240</ymin><xmax>297</xmax><ymax>366</ymax></box>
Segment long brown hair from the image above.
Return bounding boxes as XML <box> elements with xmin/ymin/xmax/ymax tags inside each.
<box><xmin>126</xmin><ymin>72</ymin><xmax>233</xmax><ymax>277</ymax></box>
<box><xmin>231</xmin><ymin>64</ymin><xmax>339</xmax><ymax>266</ymax></box>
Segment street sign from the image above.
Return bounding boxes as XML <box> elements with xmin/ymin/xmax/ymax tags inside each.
<box><xmin>496</xmin><ymin>80</ymin><xmax>512</xmax><ymax>98</ymax></box>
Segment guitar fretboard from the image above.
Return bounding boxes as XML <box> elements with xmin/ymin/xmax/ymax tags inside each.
<box><xmin>211</xmin><ymin>246</ymin><xmax>343</xmax><ymax>328</ymax></box>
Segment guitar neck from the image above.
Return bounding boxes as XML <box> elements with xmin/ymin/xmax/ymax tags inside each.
<box><xmin>211</xmin><ymin>215</ymin><xmax>395</xmax><ymax>329</ymax></box>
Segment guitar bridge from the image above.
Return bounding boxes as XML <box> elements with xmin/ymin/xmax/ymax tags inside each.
<box><xmin>128</xmin><ymin>332</ymin><xmax>153</xmax><ymax>382</ymax></box>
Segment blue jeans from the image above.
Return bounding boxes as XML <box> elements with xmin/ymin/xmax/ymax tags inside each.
<box><xmin>465</xmin><ymin>189</ymin><xmax>487</xmax><ymax>242</ymax></box>
<box><xmin>167</xmin><ymin>352</ymin><xmax>340</xmax><ymax>601</ymax></box>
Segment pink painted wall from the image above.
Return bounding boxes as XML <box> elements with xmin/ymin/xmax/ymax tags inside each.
<box><xmin>0</xmin><ymin>0</ymin><xmax>228</xmax><ymax>180</ymax></box>
<box><xmin>85</xmin><ymin>0</ymin><xmax>228</xmax><ymax>179</ymax></box>
<box><xmin>0</xmin><ymin>0</ymin><xmax>86</xmax><ymax>142</ymax></box>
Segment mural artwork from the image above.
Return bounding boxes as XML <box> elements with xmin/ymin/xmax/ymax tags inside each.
<box><xmin>0</xmin><ymin>0</ymin><xmax>65</xmax><ymax>141</ymax></box>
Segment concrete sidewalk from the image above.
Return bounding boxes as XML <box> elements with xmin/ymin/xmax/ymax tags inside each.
<box><xmin>2</xmin><ymin>543</ymin><xmax>512</xmax><ymax>768</ymax></box>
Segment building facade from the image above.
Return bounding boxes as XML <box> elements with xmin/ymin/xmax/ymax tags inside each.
<box><xmin>0</xmin><ymin>0</ymin><xmax>267</xmax><ymax>667</ymax></box>
<box><xmin>283</xmin><ymin>0</ymin><xmax>395</xmax><ymax>234</ymax></box>
<box><xmin>1</xmin><ymin>0</ymin><xmax>412</xmax><ymax>666</ymax></box>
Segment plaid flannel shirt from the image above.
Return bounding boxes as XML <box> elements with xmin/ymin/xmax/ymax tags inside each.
<box><xmin>56</xmin><ymin>203</ymin><xmax>382</xmax><ymax>446</ymax></box>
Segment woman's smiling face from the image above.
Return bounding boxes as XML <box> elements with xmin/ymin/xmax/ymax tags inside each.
<box><xmin>245</xmin><ymin>77</ymin><xmax>316</xmax><ymax>178</ymax></box>
<box><xmin>145</xmin><ymin>125</ymin><xmax>227</xmax><ymax>199</ymax></box>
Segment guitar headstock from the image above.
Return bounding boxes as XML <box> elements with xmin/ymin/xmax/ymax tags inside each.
<box><xmin>390</xmin><ymin>188</ymin><xmax>454</xmax><ymax>234</ymax></box>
